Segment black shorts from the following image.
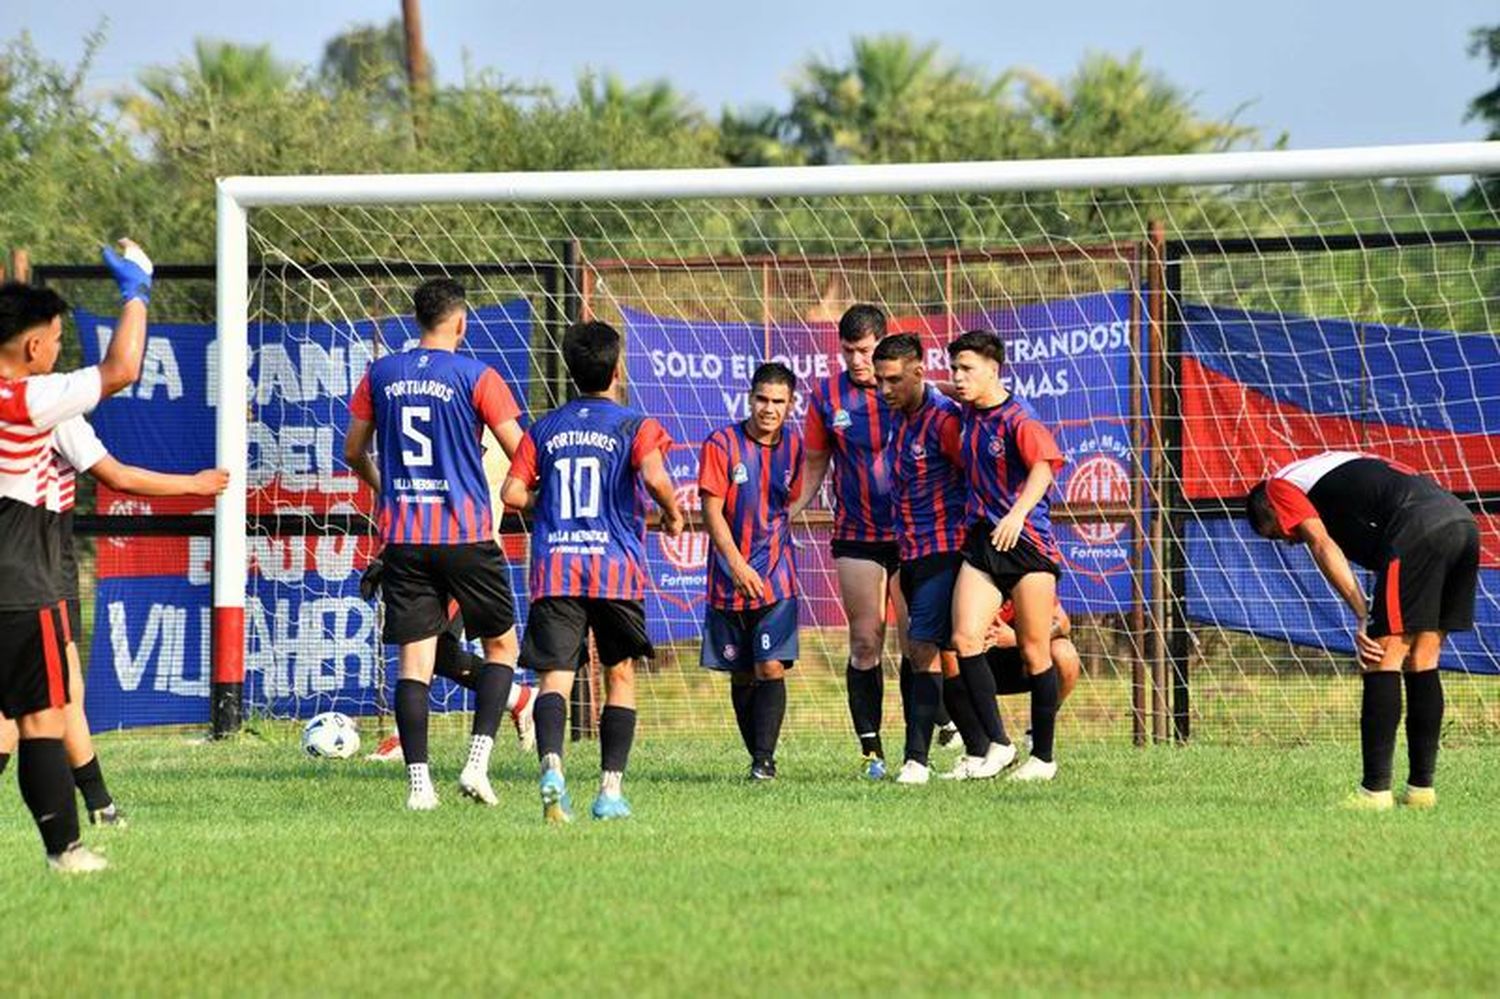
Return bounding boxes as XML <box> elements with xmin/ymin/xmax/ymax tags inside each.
<box><xmin>1369</xmin><ymin>514</ymin><xmax>1481</xmax><ymax>638</ymax></box>
<box><xmin>959</xmin><ymin>521</ymin><xmax>1061</xmax><ymax>596</ymax></box>
<box><xmin>830</xmin><ymin>538</ymin><xmax>901</xmax><ymax>574</ymax></box>
<box><xmin>0</xmin><ymin>603</ymin><xmax>71</xmax><ymax>718</ymax></box>
<box><xmin>520</xmin><ymin>597</ymin><xmax>653</xmax><ymax>672</ymax></box>
<box><xmin>986</xmin><ymin>646</ymin><xmax>1029</xmax><ymax>695</ymax></box>
<box><xmin>380</xmin><ymin>543</ymin><xmax>516</xmax><ymax>646</ymax></box>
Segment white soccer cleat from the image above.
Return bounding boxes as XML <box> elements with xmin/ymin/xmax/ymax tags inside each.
<box><xmin>47</xmin><ymin>843</ymin><xmax>109</xmax><ymax>875</ymax></box>
<box><xmin>940</xmin><ymin>755</ymin><xmax>982</xmax><ymax>781</ymax></box>
<box><xmin>967</xmin><ymin>741</ymin><xmax>1017</xmax><ymax>780</ymax></box>
<box><xmin>895</xmin><ymin>760</ymin><xmax>931</xmax><ymax>785</ymax></box>
<box><xmin>459</xmin><ymin>767</ymin><xmax>499</xmax><ymax>807</ymax></box>
<box><xmin>1008</xmin><ymin>756</ymin><xmax>1058</xmax><ymax>782</ymax></box>
<box><xmin>406</xmin><ymin>785</ymin><xmax>439</xmax><ymax>811</ymax></box>
<box><xmin>406</xmin><ymin>763</ymin><xmax>438</xmax><ymax>810</ymax></box>
<box><xmin>511</xmin><ymin>687</ymin><xmax>536</xmax><ymax>752</ymax></box>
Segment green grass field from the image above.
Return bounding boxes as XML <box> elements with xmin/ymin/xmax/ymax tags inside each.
<box><xmin>2</xmin><ymin>730</ymin><xmax>1497</xmax><ymax>995</ymax></box>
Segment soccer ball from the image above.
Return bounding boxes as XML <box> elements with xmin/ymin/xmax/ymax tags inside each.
<box><xmin>301</xmin><ymin>712</ymin><xmax>361</xmax><ymax>759</ymax></box>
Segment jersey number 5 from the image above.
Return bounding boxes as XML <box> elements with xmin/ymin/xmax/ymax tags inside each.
<box><xmin>555</xmin><ymin>456</ymin><xmax>601</xmax><ymax>519</ymax></box>
<box><xmin>401</xmin><ymin>407</ymin><xmax>433</xmax><ymax>467</ymax></box>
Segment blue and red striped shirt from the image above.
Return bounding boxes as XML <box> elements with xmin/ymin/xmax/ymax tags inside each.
<box><xmin>888</xmin><ymin>385</ymin><xmax>968</xmax><ymax>562</ymax></box>
<box><xmin>510</xmin><ymin>397</ymin><xmax>672</xmax><ymax>601</ymax></box>
<box><xmin>804</xmin><ymin>371</ymin><xmax>895</xmax><ymax>543</ymax></box>
<box><xmin>960</xmin><ymin>395</ymin><xmax>1066</xmax><ymax>562</ymax></box>
<box><xmin>350</xmin><ymin>349</ymin><xmax>520</xmax><ymax>545</ymax></box>
<box><xmin>699</xmin><ymin>422</ymin><xmax>804</xmax><ymax>611</ymax></box>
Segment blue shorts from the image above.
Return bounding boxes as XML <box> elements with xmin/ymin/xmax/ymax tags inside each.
<box><xmin>899</xmin><ymin>551</ymin><xmax>962</xmax><ymax>647</ymax></box>
<box><xmin>701</xmin><ymin>599</ymin><xmax>800</xmax><ymax>672</ymax></box>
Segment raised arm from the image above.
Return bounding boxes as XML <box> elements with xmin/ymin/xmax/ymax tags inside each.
<box><xmin>97</xmin><ymin>240</ymin><xmax>153</xmax><ymax>398</ymax></box>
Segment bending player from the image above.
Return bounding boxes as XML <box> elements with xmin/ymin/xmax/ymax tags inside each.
<box><xmin>1246</xmin><ymin>451</ymin><xmax>1480</xmax><ymax>809</ymax></box>
<box><xmin>699</xmin><ymin>362</ymin><xmax>804</xmax><ymax>780</ymax></box>
<box><xmin>871</xmin><ymin>333</ymin><xmax>970</xmax><ymax>784</ymax></box>
<box><xmin>946</xmin><ymin>330</ymin><xmax>1068</xmax><ymax>783</ymax></box>
<box><xmin>791</xmin><ymin>304</ymin><xmax>907</xmax><ymax>780</ymax></box>
<box><xmin>501</xmin><ymin>320</ymin><xmax>684</xmax><ymax>823</ymax></box>
<box><xmin>0</xmin><ymin>239</ymin><xmax>151</xmax><ymax>872</ymax></box>
<box><xmin>0</xmin><ymin>414</ymin><xmax>227</xmax><ymax>826</ymax></box>
<box><xmin>344</xmin><ymin>277</ymin><xmax>525</xmax><ymax>810</ymax></box>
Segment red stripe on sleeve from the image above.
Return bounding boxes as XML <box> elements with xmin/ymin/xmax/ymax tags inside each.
<box><xmin>350</xmin><ymin>373</ymin><xmax>374</xmax><ymax>420</ymax></box>
<box><xmin>473</xmin><ymin>368</ymin><xmax>521</xmax><ymax>427</ymax></box>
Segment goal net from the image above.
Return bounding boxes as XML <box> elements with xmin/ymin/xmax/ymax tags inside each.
<box><xmin>190</xmin><ymin>145</ymin><xmax>1500</xmax><ymax>745</ymax></box>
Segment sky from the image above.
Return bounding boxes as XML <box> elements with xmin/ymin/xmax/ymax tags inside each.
<box><xmin>11</xmin><ymin>0</ymin><xmax>1499</xmax><ymax>150</ymax></box>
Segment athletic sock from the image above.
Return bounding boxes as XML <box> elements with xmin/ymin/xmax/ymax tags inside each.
<box><xmin>434</xmin><ymin>635</ymin><xmax>483</xmax><ymax>690</ymax></box>
<box><xmin>730</xmin><ymin>677</ymin><xmax>756</xmax><ymax>756</ymax></box>
<box><xmin>600</xmin><ymin>705</ymin><xmax>637</xmax><ymax>777</ymax></box>
<box><xmin>71</xmin><ymin>755</ymin><xmax>113</xmax><ymax>812</ymax></box>
<box><xmin>18</xmin><ymin>739</ymin><xmax>79</xmax><ymax>856</ymax></box>
<box><xmin>394</xmin><ymin>678</ymin><xmax>431</xmax><ymax>767</ymax></box>
<box><xmin>943</xmin><ymin>674</ymin><xmax>990</xmax><ymax>757</ymax></box>
<box><xmin>846</xmin><ymin>663</ymin><xmax>884</xmax><ymax>758</ymax></box>
<box><xmin>470</xmin><ymin>662</ymin><xmax>515</xmax><ymax>740</ymax></box>
<box><xmin>934</xmin><ymin>695</ymin><xmax>952</xmax><ymax>729</ymax></box>
<box><xmin>751</xmin><ymin>677</ymin><xmax>787</xmax><ymax>765</ymax></box>
<box><xmin>898</xmin><ymin>655</ymin><xmax>915</xmax><ymax>723</ymax></box>
<box><xmin>1360</xmin><ymin>671</ymin><xmax>1402</xmax><ymax>793</ymax></box>
<box><xmin>904</xmin><ymin>671</ymin><xmax>942</xmax><ymax>766</ymax></box>
<box><xmin>1404</xmin><ymin>670</ymin><xmax>1444</xmax><ymax>788</ymax></box>
<box><xmin>1028</xmin><ymin>666</ymin><xmax>1060</xmax><ymax>763</ymax></box>
<box><xmin>534</xmin><ymin>691</ymin><xmax>567</xmax><ymax>763</ymax></box>
<box><xmin>957</xmin><ymin>653</ymin><xmax>1008</xmax><ymax>747</ymax></box>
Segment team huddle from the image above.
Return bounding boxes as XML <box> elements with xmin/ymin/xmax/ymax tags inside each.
<box><xmin>0</xmin><ymin>255</ymin><xmax>1480</xmax><ymax>870</ymax></box>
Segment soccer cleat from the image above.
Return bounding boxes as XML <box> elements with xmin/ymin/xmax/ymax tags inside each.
<box><xmin>539</xmin><ymin>768</ymin><xmax>574</xmax><ymax>824</ymax></box>
<box><xmin>1398</xmin><ymin>785</ymin><xmax>1437</xmax><ymax>810</ymax></box>
<box><xmin>1008</xmin><ymin>756</ymin><xmax>1058</xmax><ymax>782</ymax></box>
<box><xmin>935</xmin><ymin>723</ymin><xmax>962</xmax><ymax>749</ymax></box>
<box><xmin>1342</xmin><ymin>786</ymin><xmax>1395</xmax><ymax>812</ymax></box>
<box><xmin>458</xmin><ymin>768</ymin><xmax>499</xmax><ymax>807</ymax></box>
<box><xmin>862</xmin><ymin>753</ymin><xmax>888</xmax><ymax>781</ymax></box>
<box><xmin>511</xmin><ymin>686</ymin><xmax>536</xmax><ymax>752</ymax></box>
<box><xmin>367</xmin><ymin>734</ymin><xmax>404</xmax><ymax>763</ymax></box>
<box><xmin>940</xmin><ymin>755</ymin><xmax>984</xmax><ymax>781</ymax></box>
<box><xmin>895</xmin><ymin>760</ymin><xmax>931</xmax><ymax>785</ymax></box>
<box><xmin>749</xmin><ymin>759</ymin><xmax>778</xmax><ymax>781</ymax></box>
<box><xmin>406</xmin><ymin>785</ymin><xmax>439</xmax><ymax>811</ymax></box>
<box><xmin>47</xmin><ymin>842</ymin><xmax>109</xmax><ymax>875</ymax></box>
<box><xmin>591</xmin><ymin>792</ymin><xmax>633</xmax><ymax>821</ymax></box>
<box><xmin>966</xmin><ymin>741</ymin><xmax>1017</xmax><ymax>780</ymax></box>
<box><xmin>88</xmin><ymin>803</ymin><xmax>128</xmax><ymax>828</ymax></box>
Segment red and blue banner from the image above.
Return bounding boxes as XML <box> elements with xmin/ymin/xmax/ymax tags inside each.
<box><xmin>1181</xmin><ymin>304</ymin><xmax>1500</xmax><ymax>673</ymax></box>
<box><xmin>80</xmin><ymin>301</ymin><xmax>533</xmax><ymax>728</ymax></box>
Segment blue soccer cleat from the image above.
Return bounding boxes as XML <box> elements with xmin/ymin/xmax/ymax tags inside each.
<box><xmin>591</xmin><ymin>792</ymin><xmax>633</xmax><ymax>821</ymax></box>
<box><xmin>539</xmin><ymin>768</ymin><xmax>574</xmax><ymax>824</ymax></box>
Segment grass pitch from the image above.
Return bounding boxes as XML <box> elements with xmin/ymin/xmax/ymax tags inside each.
<box><xmin>2</xmin><ymin>731</ymin><xmax>1497</xmax><ymax>995</ymax></box>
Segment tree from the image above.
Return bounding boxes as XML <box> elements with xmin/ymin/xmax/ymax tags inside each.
<box><xmin>319</xmin><ymin>18</ymin><xmax>430</xmax><ymax>106</ymax></box>
<box><xmin>135</xmin><ymin>38</ymin><xmax>298</xmax><ymax>107</ymax></box>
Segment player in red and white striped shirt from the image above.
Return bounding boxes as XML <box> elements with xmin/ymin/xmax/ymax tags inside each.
<box><xmin>0</xmin><ymin>415</ymin><xmax>227</xmax><ymax>828</ymax></box>
<box><xmin>0</xmin><ymin>239</ymin><xmax>152</xmax><ymax>873</ymax></box>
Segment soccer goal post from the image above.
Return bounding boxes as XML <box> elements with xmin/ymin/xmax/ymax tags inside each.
<box><xmin>213</xmin><ymin>142</ymin><xmax>1500</xmax><ymax>743</ymax></box>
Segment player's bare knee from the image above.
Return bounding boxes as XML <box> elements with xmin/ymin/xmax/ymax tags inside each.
<box><xmin>481</xmin><ymin>629</ymin><xmax>518</xmax><ymax>664</ymax></box>
<box><xmin>848</xmin><ymin>628</ymin><xmax>883</xmax><ymax>667</ymax></box>
<box><xmin>1019</xmin><ymin>640</ymin><xmax>1052</xmax><ymax>676</ymax></box>
<box><xmin>17</xmin><ymin>707</ymin><xmax>66</xmax><ymax>740</ymax></box>
<box><xmin>755</xmin><ymin>661</ymin><xmax>786</xmax><ymax>681</ymax></box>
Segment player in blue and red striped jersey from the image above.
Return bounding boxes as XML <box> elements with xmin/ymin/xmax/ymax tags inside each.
<box><xmin>791</xmin><ymin>304</ymin><xmax>909</xmax><ymax>780</ymax></box>
<box><xmin>345</xmin><ymin>277</ymin><xmax>525</xmax><ymax>812</ymax></box>
<box><xmin>871</xmin><ymin>333</ymin><xmax>982</xmax><ymax>784</ymax></box>
<box><xmin>699</xmin><ymin>362</ymin><xmax>804</xmax><ymax>780</ymax></box>
<box><xmin>501</xmin><ymin>320</ymin><xmax>684</xmax><ymax>823</ymax></box>
<box><xmin>947</xmin><ymin>330</ymin><xmax>1068</xmax><ymax>783</ymax></box>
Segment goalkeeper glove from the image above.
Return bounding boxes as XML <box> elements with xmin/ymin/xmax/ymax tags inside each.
<box><xmin>102</xmin><ymin>239</ymin><xmax>154</xmax><ymax>305</ymax></box>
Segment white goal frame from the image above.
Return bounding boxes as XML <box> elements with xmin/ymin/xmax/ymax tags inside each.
<box><xmin>211</xmin><ymin>140</ymin><xmax>1500</xmax><ymax>731</ymax></box>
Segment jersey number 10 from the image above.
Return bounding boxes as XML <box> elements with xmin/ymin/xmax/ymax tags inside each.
<box><xmin>555</xmin><ymin>456</ymin><xmax>602</xmax><ymax>519</ymax></box>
